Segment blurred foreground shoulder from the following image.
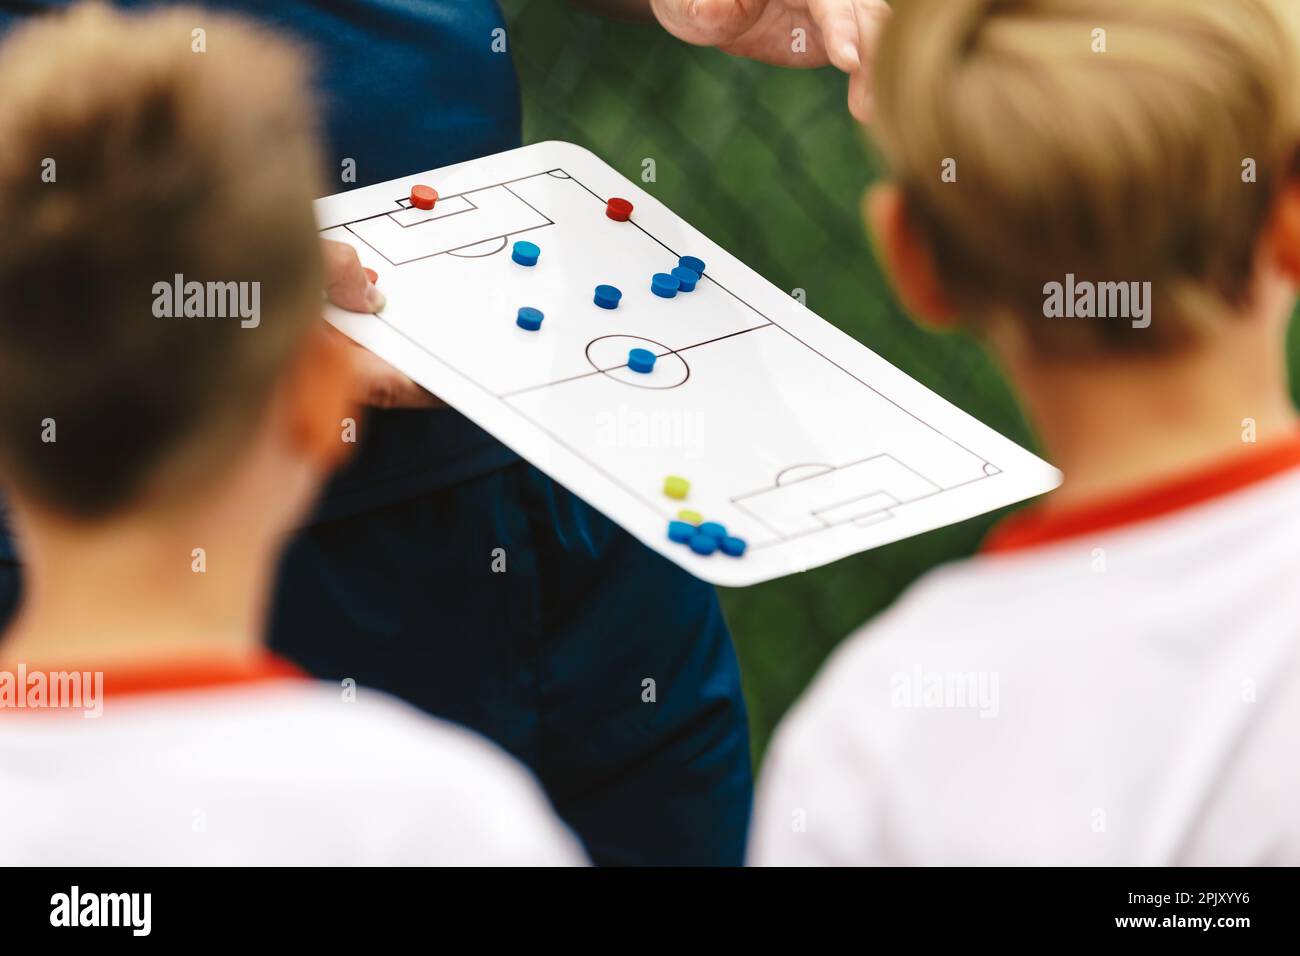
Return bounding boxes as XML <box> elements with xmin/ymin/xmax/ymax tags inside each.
<box><xmin>749</xmin><ymin>608</ymin><xmax>910</xmax><ymax>867</ymax></box>
<box><xmin>293</xmin><ymin>684</ymin><xmax>588</xmax><ymax>866</ymax></box>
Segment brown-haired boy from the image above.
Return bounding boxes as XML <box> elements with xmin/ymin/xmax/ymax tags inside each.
<box><xmin>752</xmin><ymin>0</ymin><xmax>1300</xmax><ymax>865</ymax></box>
<box><xmin>0</xmin><ymin>3</ymin><xmax>581</xmax><ymax>865</ymax></box>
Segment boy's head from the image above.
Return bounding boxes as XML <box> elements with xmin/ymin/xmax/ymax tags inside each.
<box><xmin>0</xmin><ymin>3</ymin><xmax>350</xmax><ymax>526</ymax></box>
<box><xmin>867</xmin><ymin>0</ymin><xmax>1300</xmax><ymax>356</ymax></box>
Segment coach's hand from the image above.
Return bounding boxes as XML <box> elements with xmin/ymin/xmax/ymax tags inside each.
<box><xmin>321</xmin><ymin>239</ymin><xmax>443</xmax><ymax>410</ymax></box>
<box><xmin>649</xmin><ymin>0</ymin><xmax>889</xmax><ymax>121</ymax></box>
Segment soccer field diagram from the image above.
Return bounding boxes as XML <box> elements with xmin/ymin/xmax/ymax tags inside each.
<box><xmin>318</xmin><ymin>142</ymin><xmax>1060</xmax><ymax>586</ymax></box>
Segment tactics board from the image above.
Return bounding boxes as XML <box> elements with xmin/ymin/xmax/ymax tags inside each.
<box><xmin>318</xmin><ymin>141</ymin><xmax>1061</xmax><ymax>587</ymax></box>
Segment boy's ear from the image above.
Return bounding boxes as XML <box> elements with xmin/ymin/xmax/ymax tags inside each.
<box><xmin>1270</xmin><ymin>175</ymin><xmax>1300</xmax><ymax>282</ymax></box>
<box><xmin>285</xmin><ymin>324</ymin><xmax>359</xmax><ymax>473</ymax></box>
<box><xmin>864</xmin><ymin>183</ymin><xmax>959</xmax><ymax>328</ymax></box>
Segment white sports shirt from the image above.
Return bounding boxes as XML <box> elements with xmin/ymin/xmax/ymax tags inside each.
<box><xmin>751</xmin><ymin>439</ymin><xmax>1300</xmax><ymax>865</ymax></box>
<box><xmin>0</xmin><ymin>657</ymin><xmax>585</xmax><ymax>865</ymax></box>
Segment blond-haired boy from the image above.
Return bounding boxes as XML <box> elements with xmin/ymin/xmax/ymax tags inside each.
<box><xmin>752</xmin><ymin>0</ymin><xmax>1300</xmax><ymax>865</ymax></box>
<box><xmin>0</xmin><ymin>4</ymin><xmax>581</xmax><ymax>865</ymax></box>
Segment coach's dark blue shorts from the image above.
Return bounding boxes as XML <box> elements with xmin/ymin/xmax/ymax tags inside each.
<box><xmin>266</xmin><ymin>461</ymin><xmax>753</xmax><ymax>866</ymax></box>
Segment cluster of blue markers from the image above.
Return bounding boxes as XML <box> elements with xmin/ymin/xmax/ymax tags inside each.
<box><xmin>509</xmin><ymin>239</ymin><xmax>707</xmax><ymax>377</ymax></box>
<box><xmin>667</xmin><ymin>519</ymin><xmax>747</xmax><ymax>558</ymax></box>
<box><xmin>651</xmin><ymin>256</ymin><xmax>705</xmax><ymax>299</ymax></box>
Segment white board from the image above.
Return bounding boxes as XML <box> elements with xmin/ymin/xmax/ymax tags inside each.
<box><xmin>317</xmin><ymin>141</ymin><xmax>1061</xmax><ymax>587</ymax></box>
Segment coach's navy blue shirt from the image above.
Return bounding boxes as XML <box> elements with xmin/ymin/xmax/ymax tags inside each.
<box><xmin>0</xmin><ymin>0</ymin><xmax>522</xmax><ymax>556</ymax></box>
<box><xmin>234</xmin><ymin>0</ymin><xmax>527</xmax><ymax>519</ymax></box>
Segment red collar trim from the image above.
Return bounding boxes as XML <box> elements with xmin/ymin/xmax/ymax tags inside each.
<box><xmin>983</xmin><ymin>434</ymin><xmax>1300</xmax><ymax>554</ymax></box>
<box><xmin>102</xmin><ymin>653</ymin><xmax>306</xmax><ymax>698</ymax></box>
<box><xmin>0</xmin><ymin>652</ymin><xmax>306</xmax><ymax>701</ymax></box>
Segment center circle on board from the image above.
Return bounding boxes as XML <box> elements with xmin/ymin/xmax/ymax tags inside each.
<box><xmin>585</xmin><ymin>335</ymin><xmax>690</xmax><ymax>389</ymax></box>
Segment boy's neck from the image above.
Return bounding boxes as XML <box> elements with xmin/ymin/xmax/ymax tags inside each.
<box><xmin>0</xmin><ymin>505</ymin><xmax>278</xmax><ymax>668</ymax></box>
<box><xmin>1003</xmin><ymin>309</ymin><xmax>1299</xmax><ymax>513</ymax></box>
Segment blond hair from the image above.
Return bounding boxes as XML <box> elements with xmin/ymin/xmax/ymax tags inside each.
<box><xmin>872</xmin><ymin>0</ymin><xmax>1300</xmax><ymax>353</ymax></box>
<box><xmin>0</xmin><ymin>3</ymin><xmax>324</xmax><ymax>517</ymax></box>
